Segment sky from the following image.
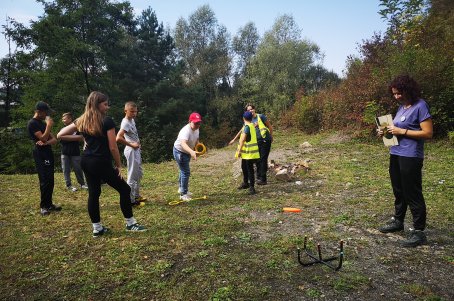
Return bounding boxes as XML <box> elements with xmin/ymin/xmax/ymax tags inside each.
<box><xmin>0</xmin><ymin>0</ymin><xmax>388</xmax><ymax>76</ymax></box>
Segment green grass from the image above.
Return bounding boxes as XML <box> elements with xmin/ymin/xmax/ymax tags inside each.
<box><xmin>1</xmin><ymin>131</ymin><xmax>453</xmax><ymax>300</ymax></box>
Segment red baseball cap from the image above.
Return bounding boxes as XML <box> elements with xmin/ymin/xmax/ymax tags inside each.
<box><xmin>189</xmin><ymin>112</ymin><xmax>202</xmax><ymax>123</ymax></box>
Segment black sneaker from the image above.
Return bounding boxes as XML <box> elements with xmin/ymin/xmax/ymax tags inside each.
<box><xmin>93</xmin><ymin>226</ymin><xmax>109</xmax><ymax>238</ymax></box>
<box><xmin>40</xmin><ymin>208</ymin><xmax>50</xmax><ymax>216</ymax></box>
<box><xmin>48</xmin><ymin>204</ymin><xmax>62</xmax><ymax>212</ymax></box>
<box><xmin>401</xmin><ymin>229</ymin><xmax>427</xmax><ymax>247</ymax></box>
<box><xmin>379</xmin><ymin>217</ymin><xmax>404</xmax><ymax>233</ymax></box>
<box><xmin>237</xmin><ymin>183</ymin><xmax>249</xmax><ymax>190</ymax></box>
<box><xmin>126</xmin><ymin>223</ymin><xmax>147</xmax><ymax>232</ymax></box>
<box><xmin>256</xmin><ymin>179</ymin><xmax>267</xmax><ymax>185</ymax></box>
<box><xmin>249</xmin><ymin>187</ymin><xmax>256</xmax><ymax>195</ymax></box>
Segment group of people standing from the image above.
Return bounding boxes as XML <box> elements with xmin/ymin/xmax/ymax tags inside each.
<box><xmin>28</xmin><ymin>93</ymin><xmax>272</xmax><ymax>237</ymax></box>
<box><xmin>28</xmin><ymin>92</ymin><xmax>147</xmax><ymax>237</ymax></box>
<box><xmin>26</xmin><ymin>75</ymin><xmax>432</xmax><ymax>247</ymax></box>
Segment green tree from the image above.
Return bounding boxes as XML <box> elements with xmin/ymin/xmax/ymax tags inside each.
<box><xmin>300</xmin><ymin>65</ymin><xmax>341</xmax><ymax>95</ymax></box>
<box><xmin>4</xmin><ymin>0</ymin><xmax>137</xmax><ymax>117</ymax></box>
<box><xmin>239</xmin><ymin>15</ymin><xmax>321</xmax><ymax>117</ymax></box>
<box><xmin>174</xmin><ymin>5</ymin><xmax>231</xmax><ymax>101</ymax></box>
<box><xmin>112</xmin><ymin>7</ymin><xmax>174</xmax><ymax>105</ymax></box>
<box><xmin>0</xmin><ymin>17</ymin><xmax>31</xmax><ymax>127</ymax></box>
<box><xmin>0</xmin><ymin>0</ymin><xmax>186</xmax><ymax>170</ymax></box>
<box><xmin>36</xmin><ymin>0</ymin><xmax>135</xmax><ymax>91</ymax></box>
<box><xmin>232</xmin><ymin>22</ymin><xmax>260</xmax><ymax>78</ymax></box>
<box><xmin>379</xmin><ymin>0</ymin><xmax>429</xmax><ymax>44</ymax></box>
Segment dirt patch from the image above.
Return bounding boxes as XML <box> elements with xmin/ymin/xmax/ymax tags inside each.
<box><xmin>320</xmin><ymin>132</ymin><xmax>352</xmax><ymax>144</ymax></box>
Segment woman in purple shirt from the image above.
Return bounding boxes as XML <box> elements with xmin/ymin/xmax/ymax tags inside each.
<box><xmin>378</xmin><ymin>75</ymin><xmax>433</xmax><ymax>247</ymax></box>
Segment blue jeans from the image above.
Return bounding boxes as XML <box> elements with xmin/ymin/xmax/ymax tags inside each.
<box><xmin>173</xmin><ymin>147</ymin><xmax>191</xmax><ymax>195</ymax></box>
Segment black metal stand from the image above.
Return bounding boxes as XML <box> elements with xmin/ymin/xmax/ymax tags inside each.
<box><xmin>297</xmin><ymin>236</ymin><xmax>344</xmax><ymax>271</ymax></box>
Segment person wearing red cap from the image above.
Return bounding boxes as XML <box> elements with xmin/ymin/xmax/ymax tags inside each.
<box><xmin>173</xmin><ymin>112</ymin><xmax>202</xmax><ymax>201</ymax></box>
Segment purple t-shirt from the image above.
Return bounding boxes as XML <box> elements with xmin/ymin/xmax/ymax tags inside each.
<box><xmin>390</xmin><ymin>99</ymin><xmax>431</xmax><ymax>158</ymax></box>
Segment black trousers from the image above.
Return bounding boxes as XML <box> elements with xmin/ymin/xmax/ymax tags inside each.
<box><xmin>389</xmin><ymin>155</ymin><xmax>426</xmax><ymax>230</ymax></box>
<box><xmin>257</xmin><ymin>140</ymin><xmax>271</xmax><ymax>181</ymax></box>
<box><xmin>242</xmin><ymin>159</ymin><xmax>259</xmax><ymax>187</ymax></box>
<box><xmin>33</xmin><ymin>148</ymin><xmax>54</xmax><ymax>209</ymax></box>
<box><xmin>81</xmin><ymin>156</ymin><xmax>132</xmax><ymax>223</ymax></box>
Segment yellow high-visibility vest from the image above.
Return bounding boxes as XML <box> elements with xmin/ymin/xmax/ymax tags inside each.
<box><xmin>240</xmin><ymin>123</ymin><xmax>260</xmax><ymax>160</ymax></box>
<box><xmin>256</xmin><ymin>114</ymin><xmax>270</xmax><ymax>139</ymax></box>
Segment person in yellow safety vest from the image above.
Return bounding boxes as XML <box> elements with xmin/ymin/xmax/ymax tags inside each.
<box><xmin>230</xmin><ymin>103</ymin><xmax>273</xmax><ymax>185</ymax></box>
<box><xmin>235</xmin><ymin>110</ymin><xmax>260</xmax><ymax>195</ymax></box>
<box><xmin>247</xmin><ymin>103</ymin><xmax>273</xmax><ymax>185</ymax></box>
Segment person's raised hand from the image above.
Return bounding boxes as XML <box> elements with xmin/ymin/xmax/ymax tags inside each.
<box><xmin>45</xmin><ymin>116</ymin><xmax>54</xmax><ymax>127</ymax></box>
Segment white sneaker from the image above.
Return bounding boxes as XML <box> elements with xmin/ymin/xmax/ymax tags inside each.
<box><xmin>81</xmin><ymin>184</ymin><xmax>88</xmax><ymax>189</ymax></box>
<box><xmin>177</xmin><ymin>187</ymin><xmax>192</xmax><ymax>196</ymax></box>
<box><xmin>68</xmin><ymin>186</ymin><xmax>78</xmax><ymax>192</ymax></box>
<box><xmin>179</xmin><ymin>194</ymin><xmax>192</xmax><ymax>201</ymax></box>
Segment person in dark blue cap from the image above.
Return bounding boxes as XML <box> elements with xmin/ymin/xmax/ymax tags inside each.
<box><xmin>27</xmin><ymin>101</ymin><xmax>61</xmax><ymax>216</ymax></box>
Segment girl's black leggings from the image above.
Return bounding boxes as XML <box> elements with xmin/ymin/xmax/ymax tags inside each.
<box><xmin>81</xmin><ymin>156</ymin><xmax>132</xmax><ymax>223</ymax></box>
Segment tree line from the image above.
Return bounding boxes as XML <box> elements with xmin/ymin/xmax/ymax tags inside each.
<box><xmin>0</xmin><ymin>0</ymin><xmax>338</xmax><ymax>173</ymax></box>
<box><xmin>0</xmin><ymin>0</ymin><xmax>452</xmax><ymax>174</ymax></box>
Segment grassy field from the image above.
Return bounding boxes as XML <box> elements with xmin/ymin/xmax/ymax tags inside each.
<box><xmin>1</xmin><ymin>131</ymin><xmax>453</xmax><ymax>300</ymax></box>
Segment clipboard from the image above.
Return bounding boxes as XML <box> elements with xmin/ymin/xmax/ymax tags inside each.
<box><xmin>375</xmin><ymin>114</ymin><xmax>399</xmax><ymax>146</ymax></box>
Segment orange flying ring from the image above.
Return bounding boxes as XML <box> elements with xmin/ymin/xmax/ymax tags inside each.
<box><xmin>195</xmin><ymin>143</ymin><xmax>207</xmax><ymax>155</ymax></box>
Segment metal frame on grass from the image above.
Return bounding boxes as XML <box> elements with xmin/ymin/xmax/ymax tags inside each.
<box><xmin>297</xmin><ymin>236</ymin><xmax>344</xmax><ymax>271</ymax></box>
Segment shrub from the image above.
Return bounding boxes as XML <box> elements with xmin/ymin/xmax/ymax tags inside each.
<box><xmin>0</xmin><ymin>129</ymin><xmax>36</xmax><ymax>174</ymax></box>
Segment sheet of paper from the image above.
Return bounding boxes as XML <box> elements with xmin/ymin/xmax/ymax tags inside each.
<box><xmin>375</xmin><ymin>114</ymin><xmax>399</xmax><ymax>146</ymax></box>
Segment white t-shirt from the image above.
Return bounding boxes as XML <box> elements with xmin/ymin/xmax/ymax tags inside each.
<box><xmin>120</xmin><ymin>118</ymin><xmax>139</xmax><ymax>143</ymax></box>
<box><xmin>174</xmin><ymin>124</ymin><xmax>199</xmax><ymax>153</ymax></box>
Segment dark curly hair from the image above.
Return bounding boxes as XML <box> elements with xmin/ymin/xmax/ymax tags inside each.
<box><xmin>388</xmin><ymin>75</ymin><xmax>421</xmax><ymax>104</ymax></box>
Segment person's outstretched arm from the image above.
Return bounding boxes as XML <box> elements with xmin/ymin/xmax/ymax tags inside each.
<box><xmin>229</xmin><ymin>129</ymin><xmax>242</xmax><ymax>145</ymax></box>
<box><xmin>57</xmin><ymin>123</ymin><xmax>77</xmax><ymax>139</ymax></box>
